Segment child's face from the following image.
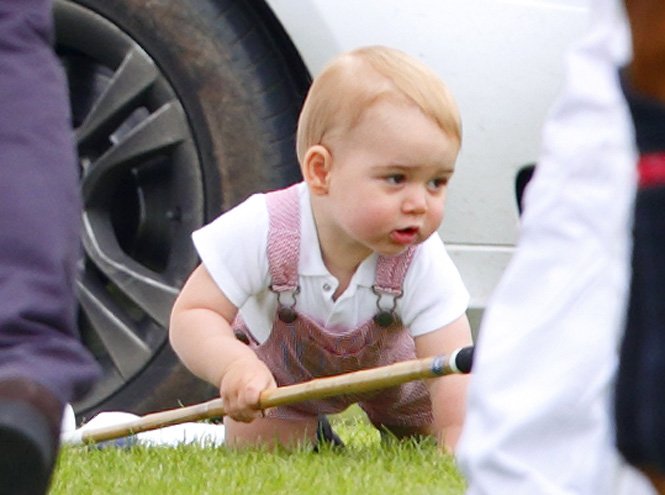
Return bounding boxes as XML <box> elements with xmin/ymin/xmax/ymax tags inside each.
<box><xmin>322</xmin><ymin>98</ymin><xmax>459</xmax><ymax>259</ymax></box>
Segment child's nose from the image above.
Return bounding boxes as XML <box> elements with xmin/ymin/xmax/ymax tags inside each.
<box><xmin>402</xmin><ymin>186</ymin><xmax>428</xmax><ymax>213</ymax></box>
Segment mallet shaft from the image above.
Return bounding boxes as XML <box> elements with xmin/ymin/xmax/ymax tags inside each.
<box><xmin>73</xmin><ymin>346</ymin><xmax>473</xmax><ymax>445</ymax></box>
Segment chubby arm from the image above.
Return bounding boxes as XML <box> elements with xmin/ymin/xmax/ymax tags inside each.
<box><xmin>169</xmin><ymin>264</ymin><xmax>276</xmax><ymax>421</ymax></box>
<box><xmin>414</xmin><ymin>313</ymin><xmax>473</xmax><ymax>453</ymax></box>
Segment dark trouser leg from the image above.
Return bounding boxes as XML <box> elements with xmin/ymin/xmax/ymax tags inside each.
<box><xmin>616</xmin><ymin>186</ymin><xmax>665</xmax><ymax>473</ymax></box>
<box><xmin>616</xmin><ymin>73</ymin><xmax>665</xmax><ymax>485</ymax></box>
<box><xmin>0</xmin><ymin>1</ymin><xmax>99</xmax><ymax>492</ymax></box>
<box><xmin>0</xmin><ymin>0</ymin><xmax>99</xmax><ymax>406</ymax></box>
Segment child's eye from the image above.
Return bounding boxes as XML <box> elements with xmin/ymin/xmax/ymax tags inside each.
<box><xmin>386</xmin><ymin>174</ymin><xmax>406</xmax><ymax>185</ymax></box>
<box><xmin>428</xmin><ymin>177</ymin><xmax>449</xmax><ymax>190</ymax></box>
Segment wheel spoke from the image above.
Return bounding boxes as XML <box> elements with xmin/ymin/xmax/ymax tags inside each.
<box><xmin>81</xmin><ymin>102</ymin><xmax>189</xmax><ymax>205</ymax></box>
<box><xmin>76</xmin><ymin>46</ymin><xmax>159</xmax><ymax>147</ymax></box>
<box><xmin>81</xmin><ymin>213</ymin><xmax>179</xmax><ymax>327</ymax></box>
<box><xmin>77</xmin><ymin>273</ymin><xmax>152</xmax><ymax>379</ymax></box>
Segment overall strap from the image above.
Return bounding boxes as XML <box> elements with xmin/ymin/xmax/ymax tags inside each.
<box><xmin>372</xmin><ymin>246</ymin><xmax>418</xmax><ymax>327</ymax></box>
<box><xmin>374</xmin><ymin>246</ymin><xmax>418</xmax><ymax>294</ymax></box>
<box><xmin>265</xmin><ymin>185</ymin><xmax>301</xmax><ymax>292</ymax></box>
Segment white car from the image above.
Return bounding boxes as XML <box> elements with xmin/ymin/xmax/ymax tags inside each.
<box><xmin>53</xmin><ymin>0</ymin><xmax>591</xmax><ymax>416</ymax></box>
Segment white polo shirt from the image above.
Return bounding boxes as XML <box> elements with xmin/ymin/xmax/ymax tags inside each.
<box><xmin>193</xmin><ymin>182</ymin><xmax>469</xmax><ymax>344</ymax></box>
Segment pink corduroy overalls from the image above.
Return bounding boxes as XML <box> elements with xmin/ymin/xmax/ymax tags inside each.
<box><xmin>234</xmin><ymin>185</ymin><xmax>433</xmax><ymax>428</ymax></box>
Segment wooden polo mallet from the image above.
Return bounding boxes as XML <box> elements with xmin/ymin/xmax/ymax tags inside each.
<box><xmin>64</xmin><ymin>346</ymin><xmax>474</xmax><ymax>445</ymax></box>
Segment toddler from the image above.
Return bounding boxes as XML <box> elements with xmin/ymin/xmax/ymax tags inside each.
<box><xmin>170</xmin><ymin>45</ymin><xmax>472</xmax><ymax>451</ymax></box>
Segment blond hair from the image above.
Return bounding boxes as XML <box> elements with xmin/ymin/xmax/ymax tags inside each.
<box><xmin>296</xmin><ymin>45</ymin><xmax>461</xmax><ymax>164</ymax></box>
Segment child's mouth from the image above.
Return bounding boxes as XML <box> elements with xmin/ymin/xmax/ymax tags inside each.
<box><xmin>390</xmin><ymin>227</ymin><xmax>419</xmax><ymax>245</ymax></box>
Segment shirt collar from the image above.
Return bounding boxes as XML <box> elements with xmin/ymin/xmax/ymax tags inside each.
<box><xmin>297</xmin><ymin>182</ymin><xmax>377</xmax><ymax>287</ymax></box>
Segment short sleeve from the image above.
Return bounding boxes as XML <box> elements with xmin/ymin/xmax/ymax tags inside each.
<box><xmin>191</xmin><ymin>193</ymin><xmax>270</xmax><ymax>308</ymax></box>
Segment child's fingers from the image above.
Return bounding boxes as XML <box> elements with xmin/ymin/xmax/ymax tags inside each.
<box><xmin>221</xmin><ymin>388</ymin><xmax>261</xmax><ymax>422</ymax></box>
<box><xmin>237</xmin><ymin>383</ymin><xmax>267</xmax><ymax>417</ymax></box>
<box><xmin>220</xmin><ymin>363</ymin><xmax>276</xmax><ymax>422</ymax></box>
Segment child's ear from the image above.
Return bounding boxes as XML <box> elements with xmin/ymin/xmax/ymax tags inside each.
<box><xmin>302</xmin><ymin>145</ymin><xmax>333</xmax><ymax>195</ymax></box>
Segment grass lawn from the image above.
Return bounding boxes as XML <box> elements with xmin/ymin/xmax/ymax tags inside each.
<box><xmin>51</xmin><ymin>410</ymin><xmax>467</xmax><ymax>495</ymax></box>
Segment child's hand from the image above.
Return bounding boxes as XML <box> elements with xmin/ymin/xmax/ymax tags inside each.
<box><xmin>219</xmin><ymin>357</ymin><xmax>277</xmax><ymax>422</ymax></box>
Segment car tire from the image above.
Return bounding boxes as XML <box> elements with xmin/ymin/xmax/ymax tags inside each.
<box><xmin>54</xmin><ymin>0</ymin><xmax>309</xmax><ymax>418</ymax></box>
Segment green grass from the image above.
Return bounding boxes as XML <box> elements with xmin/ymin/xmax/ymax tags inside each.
<box><xmin>51</xmin><ymin>412</ymin><xmax>466</xmax><ymax>495</ymax></box>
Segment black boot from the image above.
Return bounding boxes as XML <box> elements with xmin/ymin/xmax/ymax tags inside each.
<box><xmin>0</xmin><ymin>379</ymin><xmax>63</xmax><ymax>495</ymax></box>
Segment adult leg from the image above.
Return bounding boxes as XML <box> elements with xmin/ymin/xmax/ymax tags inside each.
<box><xmin>616</xmin><ymin>2</ymin><xmax>665</xmax><ymax>492</ymax></box>
<box><xmin>0</xmin><ymin>0</ymin><xmax>99</xmax><ymax>401</ymax></box>
<box><xmin>0</xmin><ymin>0</ymin><xmax>99</xmax><ymax>492</ymax></box>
